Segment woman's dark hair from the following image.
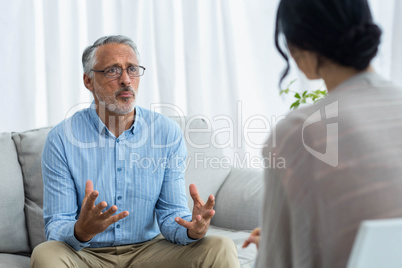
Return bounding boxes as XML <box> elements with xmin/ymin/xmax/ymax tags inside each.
<box><xmin>275</xmin><ymin>0</ymin><xmax>382</xmax><ymax>86</ymax></box>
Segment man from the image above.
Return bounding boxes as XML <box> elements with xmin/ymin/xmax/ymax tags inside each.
<box><xmin>31</xmin><ymin>35</ymin><xmax>240</xmax><ymax>268</ymax></box>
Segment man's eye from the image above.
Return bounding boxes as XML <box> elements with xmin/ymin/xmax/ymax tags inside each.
<box><xmin>106</xmin><ymin>67</ymin><xmax>117</xmax><ymax>73</ymax></box>
<box><xmin>128</xmin><ymin>66</ymin><xmax>138</xmax><ymax>72</ymax></box>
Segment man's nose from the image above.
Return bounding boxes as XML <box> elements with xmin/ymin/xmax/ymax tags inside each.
<box><xmin>119</xmin><ymin>69</ymin><xmax>131</xmax><ymax>86</ymax></box>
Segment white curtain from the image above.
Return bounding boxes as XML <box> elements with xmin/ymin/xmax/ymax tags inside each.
<box><xmin>1</xmin><ymin>0</ymin><xmax>401</xmax><ymax>157</ymax></box>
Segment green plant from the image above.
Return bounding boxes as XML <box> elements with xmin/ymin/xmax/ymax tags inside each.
<box><xmin>279</xmin><ymin>79</ymin><xmax>327</xmax><ymax>110</ymax></box>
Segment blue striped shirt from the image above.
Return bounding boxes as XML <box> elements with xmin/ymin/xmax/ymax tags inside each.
<box><xmin>42</xmin><ymin>103</ymin><xmax>195</xmax><ymax>251</ymax></box>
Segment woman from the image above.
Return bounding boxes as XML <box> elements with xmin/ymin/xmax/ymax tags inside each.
<box><xmin>245</xmin><ymin>0</ymin><xmax>402</xmax><ymax>267</ymax></box>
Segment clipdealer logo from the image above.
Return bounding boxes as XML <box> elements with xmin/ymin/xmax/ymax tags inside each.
<box><xmin>302</xmin><ymin>101</ymin><xmax>338</xmax><ymax>167</ymax></box>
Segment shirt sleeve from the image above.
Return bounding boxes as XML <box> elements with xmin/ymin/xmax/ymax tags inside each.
<box><xmin>155</xmin><ymin>125</ymin><xmax>197</xmax><ymax>245</ymax></box>
<box><xmin>255</xmin><ymin>156</ymin><xmax>292</xmax><ymax>268</ymax></box>
<box><xmin>42</xmin><ymin>128</ymin><xmax>91</xmax><ymax>251</ymax></box>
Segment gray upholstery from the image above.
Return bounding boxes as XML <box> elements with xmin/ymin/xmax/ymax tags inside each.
<box><xmin>1</xmin><ymin>117</ymin><xmax>262</xmax><ymax>267</ymax></box>
<box><xmin>0</xmin><ymin>253</ymin><xmax>30</xmax><ymax>268</ymax></box>
<box><xmin>12</xmin><ymin>128</ymin><xmax>51</xmax><ymax>250</ymax></box>
<box><xmin>0</xmin><ymin>133</ymin><xmax>30</xmax><ymax>253</ymax></box>
<box><xmin>170</xmin><ymin>116</ymin><xmax>231</xmax><ymax>210</ymax></box>
<box><xmin>212</xmin><ymin>168</ymin><xmax>264</xmax><ymax>231</ymax></box>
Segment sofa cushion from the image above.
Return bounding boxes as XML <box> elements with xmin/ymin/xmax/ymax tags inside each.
<box><xmin>12</xmin><ymin>127</ymin><xmax>51</xmax><ymax>250</ymax></box>
<box><xmin>169</xmin><ymin>116</ymin><xmax>231</xmax><ymax>210</ymax></box>
<box><xmin>0</xmin><ymin>133</ymin><xmax>30</xmax><ymax>254</ymax></box>
<box><xmin>0</xmin><ymin>253</ymin><xmax>30</xmax><ymax>268</ymax></box>
<box><xmin>212</xmin><ymin>167</ymin><xmax>264</xmax><ymax>231</ymax></box>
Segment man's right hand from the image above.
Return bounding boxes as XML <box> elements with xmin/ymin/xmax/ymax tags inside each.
<box><xmin>74</xmin><ymin>180</ymin><xmax>129</xmax><ymax>242</ymax></box>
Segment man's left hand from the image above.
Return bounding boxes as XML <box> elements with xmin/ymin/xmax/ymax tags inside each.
<box><xmin>175</xmin><ymin>184</ymin><xmax>215</xmax><ymax>240</ymax></box>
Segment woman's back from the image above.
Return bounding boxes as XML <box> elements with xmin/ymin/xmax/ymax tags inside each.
<box><xmin>257</xmin><ymin>71</ymin><xmax>402</xmax><ymax>267</ymax></box>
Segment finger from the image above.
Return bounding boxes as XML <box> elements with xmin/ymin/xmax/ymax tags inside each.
<box><xmin>193</xmin><ymin>214</ymin><xmax>205</xmax><ymax>226</ymax></box>
<box><xmin>242</xmin><ymin>236</ymin><xmax>255</xmax><ymax>248</ymax></box>
<box><xmin>82</xmin><ymin>180</ymin><xmax>94</xmax><ymax>205</ymax></box>
<box><xmin>243</xmin><ymin>228</ymin><xmax>260</xmax><ymax>248</ymax></box>
<box><xmin>250</xmin><ymin>228</ymin><xmax>259</xmax><ymax>236</ymax></box>
<box><xmin>99</xmin><ymin>205</ymin><xmax>118</xmax><ymax>219</ymax></box>
<box><xmin>193</xmin><ymin>212</ymin><xmax>214</xmax><ymax>228</ymax></box>
<box><xmin>175</xmin><ymin>217</ymin><xmax>193</xmax><ymax>229</ymax></box>
<box><xmin>105</xmin><ymin>211</ymin><xmax>129</xmax><ymax>226</ymax></box>
<box><xmin>252</xmin><ymin>227</ymin><xmax>261</xmax><ymax>236</ymax></box>
<box><xmin>199</xmin><ymin>209</ymin><xmax>215</xmax><ymax>223</ymax></box>
<box><xmin>194</xmin><ymin>210</ymin><xmax>215</xmax><ymax>225</ymax></box>
<box><xmin>85</xmin><ymin>180</ymin><xmax>94</xmax><ymax>198</ymax></box>
<box><xmin>93</xmin><ymin>201</ymin><xmax>108</xmax><ymax>215</ymax></box>
<box><xmin>249</xmin><ymin>227</ymin><xmax>261</xmax><ymax>241</ymax></box>
<box><xmin>199</xmin><ymin>208</ymin><xmax>215</xmax><ymax>220</ymax></box>
<box><xmin>189</xmin><ymin>184</ymin><xmax>204</xmax><ymax>205</ymax></box>
<box><xmin>242</xmin><ymin>233</ymin><xmax>260</xmax><ymax>248</ymax></box>
<box><xmin>242</xmin><ymin>240</ymin><xmax>251</xmax><ymax>248</ymax></box>
<box><xmin>204</xmin><ymin>195</ymin><xmax>215</xmax><ymax>210</ymax></box>
<box><xmin>82</xmin><ymin>190</ymin><xmax>99</xmax><ymax>212</ymax></box>
<box><xmin>248</xmin><ymin>235</ymin><xmax>260</xmax><ymax>248</ymax></box>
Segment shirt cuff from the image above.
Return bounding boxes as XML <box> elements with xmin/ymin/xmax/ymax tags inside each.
<box><xmin>178</xmin><ymin>216</ymin><xmax>199</xmax><ymax>245</ymax></box>
<box><xmin>64</xmin><ymin>222</ymin><xmax>92</xmax><ymax>251</ymax></box>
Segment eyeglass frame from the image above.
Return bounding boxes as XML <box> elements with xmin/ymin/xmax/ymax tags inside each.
<box><xmin>90</xmin><ymin>65</ymin><xmax>146</xmax><ymax>78</ymax></box>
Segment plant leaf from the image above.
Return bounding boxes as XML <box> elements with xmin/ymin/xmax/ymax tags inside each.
<box><xmin>289</xmin><ymin>79</ymin><xmax>297</xmax><ymax>87</ymax></box>
<box><xmin>279</xmin><ymin>79</ymin><xmax>327</xmax><ymax>110</ymax></box>
<box><xmin>290</xmin><ymin>101</ymin><xmax>300</xmax><ymax>110</ymax></box>
<box><xmin>279</xmin><ymin>88</ymin><xmax>290</xmax><ymax>95</ymax></box>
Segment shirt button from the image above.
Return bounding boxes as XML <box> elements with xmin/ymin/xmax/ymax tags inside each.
<box><xmin>116</xmin><ymin>224</ymin><xmax>120</xmax><ymax>229</ymax></box>
<box><xmin>117</xmin><ymin>196</ymin><xmax>122</xmax><ymax>200</ymax></box>
<box><xmin>117</xmin><ymin>167</ymin><xmax>122</xmax><ymax>172</ymax></box>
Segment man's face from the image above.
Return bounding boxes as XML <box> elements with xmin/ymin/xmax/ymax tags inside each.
<box><xmin>85</xmin><ymin>43</ymin><xmax>140</xmax><ymax>115</ymax></box>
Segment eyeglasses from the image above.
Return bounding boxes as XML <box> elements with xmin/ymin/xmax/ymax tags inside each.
<box><xmin>90</xmin><ymin>65</ymin><xmax>146</xmax><ymax>78</ymax></box>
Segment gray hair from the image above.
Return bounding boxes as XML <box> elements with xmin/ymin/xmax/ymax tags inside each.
<box><xmin>82</xmin><ymin>35</ymin><xmax>140</xmax><ymax>77</ymax></box>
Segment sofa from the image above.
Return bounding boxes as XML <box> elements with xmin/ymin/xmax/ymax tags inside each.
<box><xmin>0</xmin><ymin>116</ymin><xmax>264</xmax><ymax>268</ymax></box>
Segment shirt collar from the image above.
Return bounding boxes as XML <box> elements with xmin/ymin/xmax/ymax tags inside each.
<box><xmin>88</xmin><ymin>101</ymin><xmax>107</xmax><ymax>135</ymax></box>
<box><xmin>332</xmin><ymin>71</ymin><xmax>389</xmax><ymax>93</ymax></box>
<box><xmin>129</xmin><ymin>107</ymin><xmax>139</xmax><ymax>135</ymax></box>
<box><xmin>88</xmin><ymin>101</ymin><xmax>138</xmax><ymax>137</ymax></box>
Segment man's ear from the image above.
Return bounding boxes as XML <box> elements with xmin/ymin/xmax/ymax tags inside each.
<box><xmin>83</xmin><ymin>73</ymin><xmax>94</xmax><ymax>92</ymax></box>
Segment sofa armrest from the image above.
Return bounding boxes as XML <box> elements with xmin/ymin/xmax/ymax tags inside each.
<box><xmin>211</xmin><ymin>167</ymin><xmax>264</xmax><ymax>231</ymax></box>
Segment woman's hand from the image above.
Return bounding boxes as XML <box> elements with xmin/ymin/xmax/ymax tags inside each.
<box><xmin>242</xmin><ymin>227</ymin><xmax>261</xmax><ymax>249</ymax></box>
